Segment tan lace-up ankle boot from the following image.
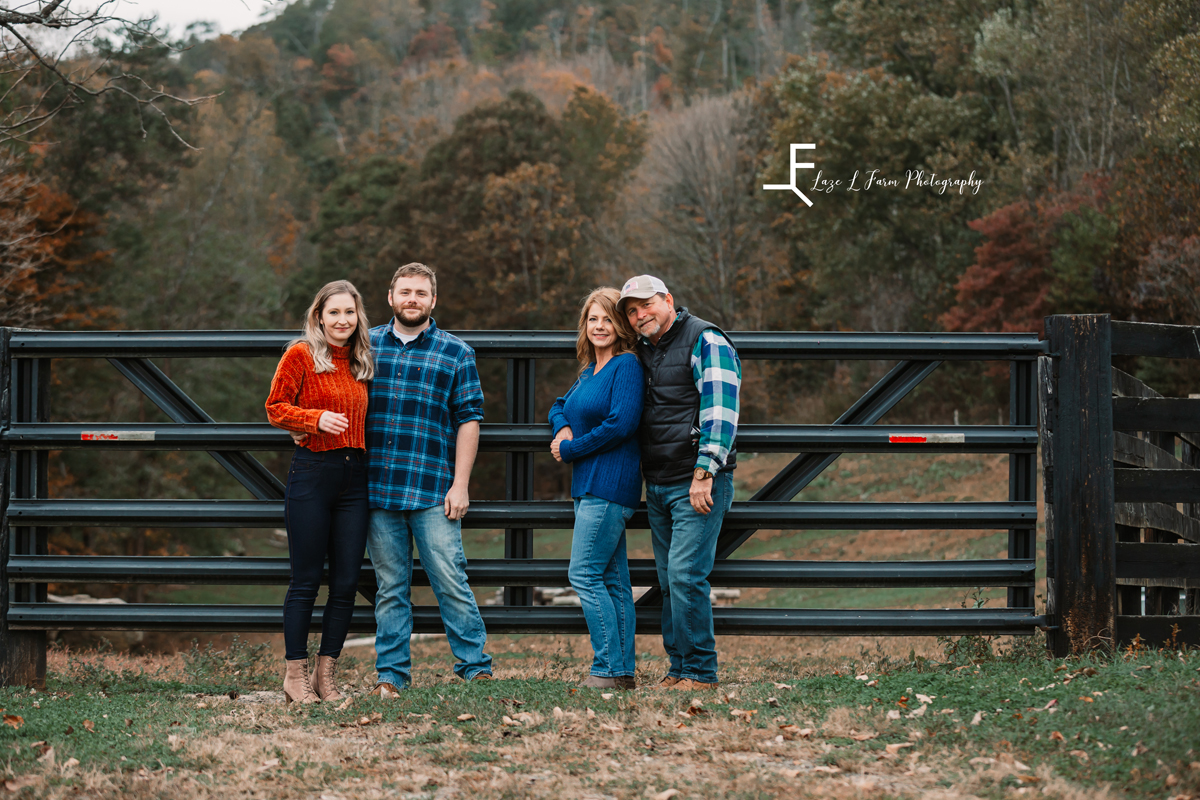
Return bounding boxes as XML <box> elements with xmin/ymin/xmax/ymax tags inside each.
<box><xmin>310</xmin><ymin>654</ymin><xmax>343</xmax><ymax>702</ymax></box>
<box><xmin>283</xmin><ymin>658</ymin><xmax>320</xmax><ymax>704</ymax></box>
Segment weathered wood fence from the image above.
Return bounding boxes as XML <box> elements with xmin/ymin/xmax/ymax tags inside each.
<box><xmin>1041</xmin><ymin>315</ymin><xmax>1200</xmax><ymax>656</ymax></box>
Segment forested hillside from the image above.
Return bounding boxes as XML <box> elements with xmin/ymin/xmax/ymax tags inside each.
<box><xmin>1</xmin><ymin>0</ymin><xmax>1197</xmax><ymax>561</ymax></box>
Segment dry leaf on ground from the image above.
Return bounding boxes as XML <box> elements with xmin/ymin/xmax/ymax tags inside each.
<box><xmin>457</xmin><ymin>714</ymin><xmax>476</xmax><ymax>721</ymax></box>
<box><xmin>970</xmin><ymin>711</ymin><xmax>983</xmax><ymax>725</ymax></box>
<box><xmin>885</xmin><ymin>743</ymin><xmax>914</xmax><ymax>755</ymax></box>
<box><xmin>4</xmin><ymin>776</ymin><xmax>40</xmax><ymax>791</ymax></box>
<box><xmin>3</xmin><ymin>714</ymin><xmax>23</xmax><ymax>730</ymax></box>
<box><xmin>257</xmin><ymin>758</ymin><xmax>279</xmax><ymax>773</ymax></box>
<box><xmin>653</xmin><ymin>790</ymin><xmax>680</xmax><ymax>800</ymax></box>
<box><xmin>82</xmin><ymin>719</ymin><xmax>95</xmax><ymax>733</ymax></box>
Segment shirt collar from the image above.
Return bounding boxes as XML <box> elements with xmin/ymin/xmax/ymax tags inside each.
<box><xmin>388</xmin><ymin>317</ymin><xmax>438</xmax><ymax>344</ymax></box>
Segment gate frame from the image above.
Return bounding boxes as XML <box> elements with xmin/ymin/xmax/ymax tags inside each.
<box><xmin>2</xmin><ymin>328</ymin><xmax>1048</xmax><ymax>687</ymax></box>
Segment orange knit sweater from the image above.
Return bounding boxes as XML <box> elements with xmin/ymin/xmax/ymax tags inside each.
<box><xmin>266</xmin><ymin>342</ymin><xmax>368</xmax><ymax>452</ymax></box>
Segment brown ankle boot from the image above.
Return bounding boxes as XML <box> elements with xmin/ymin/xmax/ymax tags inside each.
<box><xmin>311</xmin><ymin>654</ymin><xmax>343</xmax><ymax>702</ymax></box>
<box><xmin>283</xmin><ymin>658</ymin><xmax>320</xmax><ymax>704</ymax></box>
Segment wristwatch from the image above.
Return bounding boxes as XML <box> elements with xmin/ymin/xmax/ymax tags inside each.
<box><xmin>694</xmin><ymin>468</ymin><xmax>713</xmax><ymax>481</ymax></box>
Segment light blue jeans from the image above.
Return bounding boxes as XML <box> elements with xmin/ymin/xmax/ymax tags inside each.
<box><xmin>569</xmin><ymin>495</ymin><xmax>637</xmax><ymax>678</ymax></box>
<box><xmin>368</xmin><ymin>506</ymin><xmax>492</xmax><ymax>687</ymax></box>
<box><xmin>646</xmin><ymin>471</ymin><xmax>734</xmax><ymax>684</ymax></box>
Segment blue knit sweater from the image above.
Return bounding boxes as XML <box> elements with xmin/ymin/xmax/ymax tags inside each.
<box><xmin>549</xmin><ymin>353</ymin><xmax>644</xmax><ymax>509</ymax></box>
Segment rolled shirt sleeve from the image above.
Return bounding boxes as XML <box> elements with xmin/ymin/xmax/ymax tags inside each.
<box><xmin>449</xmin><ymin>352</ymin><xmax>485</xmax><ymax>428</ymax></box>
<box><xmin>690</xmin><ymin>329</ymin><xmax>741</xmax><ymax>474</ymax></box>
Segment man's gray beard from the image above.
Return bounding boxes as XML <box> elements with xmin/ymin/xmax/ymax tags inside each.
<box><xmin>394</xmin><ymin>309</ymin><xmax>429</xmax><ymax>329</ymax></box>
<box><xmin>640</xmin><ymin>320</ymin><xmax>661</xmax><ymax>339</ymax></box>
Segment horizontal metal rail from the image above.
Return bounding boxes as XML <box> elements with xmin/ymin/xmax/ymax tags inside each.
<box><xmin>7</xmin><ymin>499</ymin><xmax>1037</xmax><ymax>529</ymax></box>
<box><xmin>8</xmin><ymin>555</ymin><xmax>1036</xmax><ymax>588</ymax></box>
<box><xmin>1</xmin><ymin>423</ymin><xmax>1039</xmax><ymax>454</ymax></box>
<box><xmin>8</xmin><ymin>330</ymin><xmax>1049</xmax><ymax>360</ymax></box>
<box><xmin>7</xmin><ymin>603</ymin><xmax>1046</xmax><ymax>635</ymax></box>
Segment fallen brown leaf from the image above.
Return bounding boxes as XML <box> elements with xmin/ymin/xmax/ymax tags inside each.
<box><xmin>1131</xmin><ymin>742</ymin><xmax>1148</xmax><ymax>757</ymax></box>
<box><xmin>599</xmin><ymin>723</ymin><xmax>623</xmax><ymax>732</ymax></box>
<box><xmin>256</xmin><ymin>758</ymin><xmax>279</xmax><ymax>773</ymax></box>
<box><xmin>811</xmin><ymin>765</ymin><xmax>841</xmax><ymax>774</ymax></box>
<box><xmin>652</xmin><ymin>790</ymin><xmax>680</xmax><ymax>800</ymax></box>
<box><xmin>36</xmin><ymin>746</ymin><xmax>55</xmax><ymax>766</ymax></box>
<box><xmin>885</xmin><ymin>743</ymin><xmax>914</xmax><ymax>755</ymax></box>
<box><xmin>4</xmin><ymin>776</ymin><xmax>40</xmax><ymax>791</ymax></box>
<box><xmin>457</xmin><ymin>714</ymin><xmax>476</xmax><ymax>722</ymax></box>
<box><xmin>1068</xmin><ymin>750</ymin><xmax>1089</xmax><ymax>763</ymax></box>
<box><xmin>1050</xmin><ymin>731</ymin><xmax>1065</xmax><ymax>742</ymax></box>
<box><xmin>849</xmin><ymin>730</ymin><xmax>875</xmax><ymax>741</ymax></box>
<box><xmin>501</xmin><ymin>715</ymin><xmax>521</xmax><ymax>727</ymax></box>
<box><xmin>82</xmin><ymin>719</ymin><xmax>94</xmax><ymax>733</ymax></box>
<box><xmin>729</xmin><ymin>708</ymin><xmax>757</xmax><ymax>721</ymax></box>
<box><xmin>2</xmin><ymin>714</ymin><xmax>23</xmax><ymax>730</ymax></box>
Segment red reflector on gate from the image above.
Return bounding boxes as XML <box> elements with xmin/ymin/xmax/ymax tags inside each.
<box><xmin>81</xmin><ymin>431</ymin><xmax>155</xmax><ymax>441</ymax></box>
<box><xmin>889</xmin><ymin>435</ymin><xmax>926</xmax><ymax>443</ymax></box>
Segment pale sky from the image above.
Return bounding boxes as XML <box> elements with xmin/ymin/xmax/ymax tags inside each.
<box><xmin>107</xmin><ymin>0</ymin><xmax>288</xmax><ymax>36</ymax></box>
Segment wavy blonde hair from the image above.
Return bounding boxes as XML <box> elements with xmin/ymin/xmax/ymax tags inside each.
<box><xmin>575</xmin><ymin>287</ymin><xmax>637</xmax><ymax>372</ymax></box>
<box><xmin>291</xmin><ymin>280</ymin><xmax>375</xmax><ymax>381</ymax></box>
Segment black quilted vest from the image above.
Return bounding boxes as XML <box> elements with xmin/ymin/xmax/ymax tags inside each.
<box><xmin>636</xmin><ymin>309</ymin><xmax>738</xmax><ymax>486</ymax></box>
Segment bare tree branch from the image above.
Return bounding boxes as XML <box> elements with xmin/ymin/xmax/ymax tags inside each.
<box><xmin>0</xmin><ymin>0</ymin><xmax>214</xmax><ymax>145</ymax></box>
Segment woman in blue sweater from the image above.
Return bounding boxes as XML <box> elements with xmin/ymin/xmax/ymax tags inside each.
<box><xmin>550</xmin><ymin>287</ymin><xmax>645</xmax><ymax>690</ymax></box>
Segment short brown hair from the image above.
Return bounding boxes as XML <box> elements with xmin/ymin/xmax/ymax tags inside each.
<box><xmin>391</xmin><ymin>262</ymin><xmax>437</xmax><ymax>295</ymax></box>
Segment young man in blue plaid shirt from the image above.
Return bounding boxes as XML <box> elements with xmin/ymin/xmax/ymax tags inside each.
<box><xmin>620</xmin><ymin>274</ymin><xmax>741</xmax><ymax>692</ymax></box>
<box><xmin>365</xmin><ymin>263</ymin><xmax>492</xmax><ymax>695</ymax></box>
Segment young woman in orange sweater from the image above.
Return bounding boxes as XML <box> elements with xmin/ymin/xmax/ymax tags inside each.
<box><xmin>266</xmin><ymin>280</ymin><xmax>374</xmax><ymax>704</ymax></box>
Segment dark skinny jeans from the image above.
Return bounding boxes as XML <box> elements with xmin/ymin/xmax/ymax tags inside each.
<box><xmin>283</xmin><ymin>447</ymin><xmax>369</xmax><ymax>661</ymax></box>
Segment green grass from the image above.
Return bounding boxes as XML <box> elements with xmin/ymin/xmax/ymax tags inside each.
<box><xmin>2</xmin><ymin>644</ymin><xmax>1197</xmax><ymax>797</ymax></box>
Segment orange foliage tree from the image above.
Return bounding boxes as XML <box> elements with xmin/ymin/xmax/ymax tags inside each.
<box><xmin>939</xmin><ymin>176</ymin><xmax>1111</xmax><ymax>335</ymax></box>
<box><xmin>0</xmin><ymin>161</ymin><xmax>108</xmax><ymax>329</ymax></box>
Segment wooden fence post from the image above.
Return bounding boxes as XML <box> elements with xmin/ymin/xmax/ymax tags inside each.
<box><xmin>1043</xmin><ymin>314</ymin><xmax>1116</xmax><ymax>655</ymax></box>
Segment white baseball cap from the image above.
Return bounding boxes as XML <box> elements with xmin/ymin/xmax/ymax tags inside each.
<box><xmin>618</xmin><ymin>274</ymin><xmax>669</xmax><ymax>311</ymax></box>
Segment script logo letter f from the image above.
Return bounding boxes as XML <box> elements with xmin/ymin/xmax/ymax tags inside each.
<box><xmin>763</xmin><ymin>143</ymin><xmax>816</xmax><ymax>207</ymax></box>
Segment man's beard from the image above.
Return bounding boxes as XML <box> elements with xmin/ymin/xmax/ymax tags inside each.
<box><xmin>394</xmin><ymin>307</ymin><xmax>430</xmax><ymax>329</ymax></box>
<box><xmin>638</xmin><ymin>319</ymin><xmax>661</xmax><ymax>338</ymax></box>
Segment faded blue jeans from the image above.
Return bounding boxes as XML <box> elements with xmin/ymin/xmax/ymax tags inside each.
<box><xmin>569</xmin><ymin>495</ymin><xmax>636</xmax><ymax>679</ymax></box>
<box><xmin>368</xmin><ymin>506</ymin><xmax>492</xmax><ymax>687</ymax></box>
<box><xmin>646</xmin><ymin>470</ymin><xmax>735</xmax><ymax>684</ymax></box>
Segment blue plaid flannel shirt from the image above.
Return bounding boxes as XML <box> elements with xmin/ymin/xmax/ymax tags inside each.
<box><xmin>366</xmin><ymin>320</ymin><xmax>485</xmax><ymax>511</ymax></box>
<box><xmin>690</xmin><ymin>328</ymin><xmax>741</xmax><ymax>474</ymax></box>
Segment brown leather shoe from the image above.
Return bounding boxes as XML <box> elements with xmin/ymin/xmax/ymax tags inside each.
<box><xmin>368</xmin><ymin>682</ymin><xmax>404</xmax><ymax>698</ymax></box>
<box><xmin>615</xmin><ymin>676</ymin><xmax>636</xmax><ymax>690</ymax></box>
<box><xmin>283</xmin><ymin>658</ymin><xmax>319</xmax><ymax>704</ymax></box>
<box><xmin>310</xmin><ymin>654</ymin><xmax>343</xmax><ymax>702</ymax></box>
<box><xmin>665</xmin><ymin>678</ymin><xmax>718</xmax><ymax>691</ymax></box>
<box><xmin>471</xmin><ymin>673</ymin><xmax>493</xmax><ymax>681</ymax></box>
<box><xmin>656</xmin><ymin>675</ymin><xmax>680</xmax><ymax>688</ymax></box>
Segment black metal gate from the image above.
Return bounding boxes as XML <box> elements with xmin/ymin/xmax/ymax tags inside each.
<box><xmin>1</xmin><ymin>328</ymin><xmax>1047</xmax><ymax>686</ymax></box>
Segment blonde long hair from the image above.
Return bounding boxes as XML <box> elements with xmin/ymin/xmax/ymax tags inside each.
<box><xmin>291</xmin><ymin>281</ymin><xmax>375</xmax><ymax>381</ymax></box>
<box><xmin>575</xmin><ymin>287</ymin><xmax>636</xmax><ymax>372</ymax></box>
